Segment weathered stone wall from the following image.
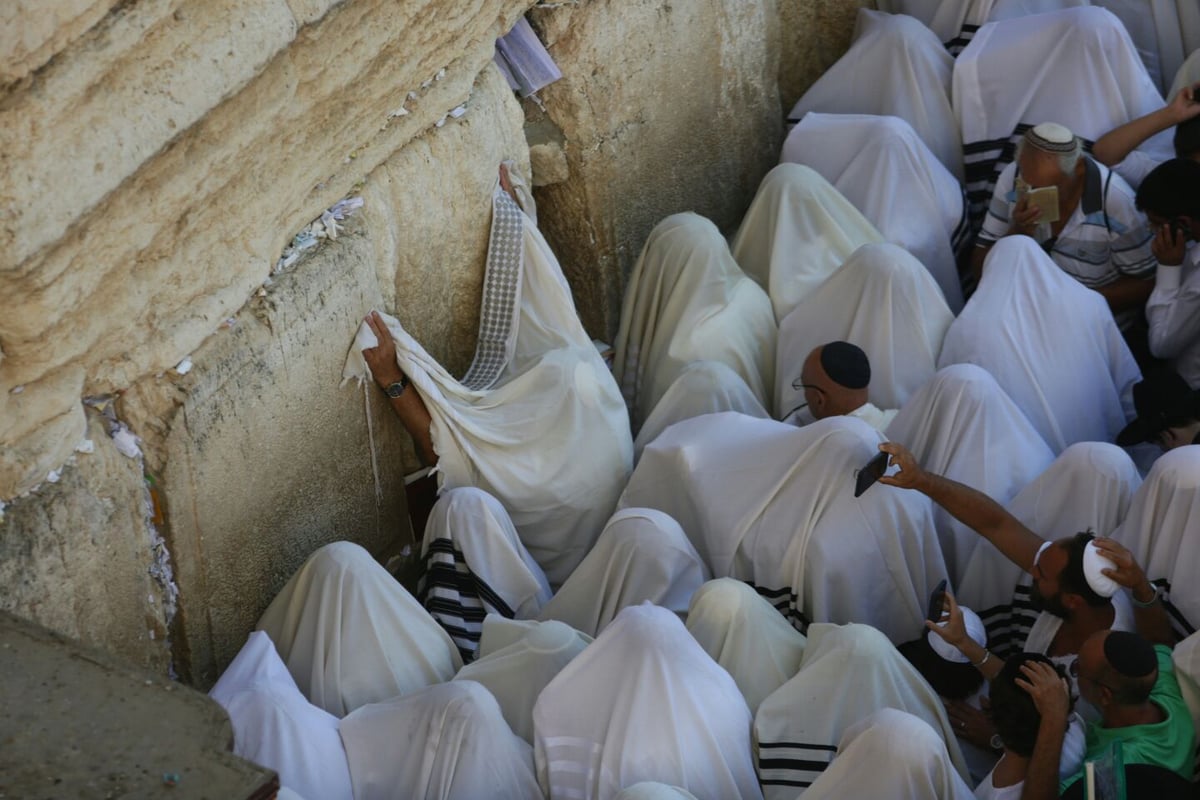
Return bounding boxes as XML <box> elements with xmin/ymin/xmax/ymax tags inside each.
<box><xmin>2</xmin><ymin>0</ymin><xmax>867</xmax><ymax>683</ymax></box>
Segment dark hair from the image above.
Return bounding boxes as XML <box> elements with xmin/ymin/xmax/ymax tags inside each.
<box><xmin>1175</xmin><ymin>115</ymin><xmax>1200</xmax><ymax>160</ymax></box>
<box><xmin>1135</xmin><ymin>158</ymin><xmax>1200</xmax><ymax>219</ymax></box>
<box><xmin>1100</xmin><ymin>631</ymin><xmax>1159</xmax><ymax>705</ymax></box>
<box><xmin>990</xmin><ymin>653</ymin><xmax>1070</xmax><ymax>757</ymax></box>
<box><xmin>897</xmin><ymin>636</ymin><xmax>985</xmax><ymax>701</ymax></box>
<box><xmin>1058</xmin><ymin>532</ymin><xmax>1109</xmax><ymax>608</ymax></box>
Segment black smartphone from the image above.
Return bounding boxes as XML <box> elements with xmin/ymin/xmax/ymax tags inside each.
<box><xmin>926</xmin><ymin>579</ymin><xmax>948</xmax><ymax>623</ymax></box>
<box><xmin>1170</xmin><ymin>217</ymin><xmax>1189</xmax><ymax>240</ymax></box>
<box><xmin>854</xmin><ymin>451</ymin><xmax>890</xmax><ymax>498</ymax></box>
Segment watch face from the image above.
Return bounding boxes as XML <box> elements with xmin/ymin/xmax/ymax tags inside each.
<box><xmin>386</xmin><ymin>382</ymin><xmax>406</xmax><ymax>398</ymax></box>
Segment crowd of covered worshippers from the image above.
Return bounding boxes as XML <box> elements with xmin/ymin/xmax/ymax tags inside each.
<box><xmin>206</xmin><ymin>5</ymin><xmax>1200</xmax><ymax>800</ymax></box>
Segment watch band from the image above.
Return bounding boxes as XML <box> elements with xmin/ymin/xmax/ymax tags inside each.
<box><xmin>384</xmin><ymin>375</ymin><xmax>410</xmax><ymax>398</ymax></box>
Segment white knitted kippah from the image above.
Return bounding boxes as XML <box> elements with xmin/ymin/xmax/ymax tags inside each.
<box><xmin>1026</xmin><ymin>122</ymin><xmax>1078</xmax><ymax>154</ymax></box>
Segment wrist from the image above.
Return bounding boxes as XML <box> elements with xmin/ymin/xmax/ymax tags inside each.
<box><xmin>1132</xmin><ymin>581</ymin><xmax>1159</xmax><ymax>606</ymax></box>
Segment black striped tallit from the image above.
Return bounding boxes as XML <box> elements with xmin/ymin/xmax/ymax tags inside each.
<box><xmin>418</xmin><ymin>537</ymin><xmax>516</xmax><ymax>662</ymax></box>
<box><xmin>757</xmin><ymin>741</ymin><xmax>840</xmax><ymax>790</ymax></box>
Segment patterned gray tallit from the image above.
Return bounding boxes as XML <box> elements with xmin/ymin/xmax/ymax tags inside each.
<box><xmin>459</xmin><ymin>188</ymin><xmax>525</xmax><ymax>391</ymax></box>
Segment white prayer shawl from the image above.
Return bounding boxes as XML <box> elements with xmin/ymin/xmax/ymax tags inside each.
<box><xmin>343</xmin><ymin>187</ymin><xmax>633</xmax><ymax>585</ymax></box>
<box><xmin>955</xmin><ymin>7</ymin><xmax>1175</xmax><ymax>227</ymax></box>
<box><xmin>787</xmin><ymin>9</ymin><xmax>963</xmax><ymax>180</ymax></box>
<box><xmin>876</xmin><ymin>0</ymin><xmax>1086</xmax><ymax>53</ymax></box>
<box><xmin>1110</xmin><ymin>446</ymin><xmax>1200</xmax><ymax>639</ymax></box>
<box><xmin>730</xmin><ymin>163</ymin><xmax>885</xmax><ymax>323</ymax></box>
<box><xmin>209</xmin><ymin>631</ymin><xmax>353</xmax><ymax>800</ymax></box>
<box><xmin>755</xmin><ymin>624</ymin><xmax>969</xmax><ymax>799</ymax></box>
<box><xmin>419</xmin><ymin>486</ymin><xmax>552</xmax><ymax>661</ymax></box>
<box><xmin>338</xmin><ymin>680</ymin><xmax>543</xmax><ymax>800</ymax></box>
<box><xmin>803</xmin><ymin>709</ymin><xmax>976</xmax><ymax>800</ymax></box>
<box><xmin>885</xmin><ymin>364</ymin><xmax>1055</xmax><ymax>583</ymax></box>
<box><xmin>960</xmin><ymin>442</ymin><xmax>1141</xmax><ymax>655</ymax></box>
<box><xmin>613</xmin><ymin>212</ymin><xmax>776</xmax><ymax>429</ymax></box>
<box><xmin>476</xmin><ymin>613</ymin><xmax>594</xmax><ymax>658</ymax></box>
<box><xmin>938</xmin><ymin>236</ymin><xmax>1140</xmax><ymax>454</ymax></box>
<box><xmin>614</xmin><ymin>785</ymin><xmax>699</xmax><ymax>800</ymax></box>
<box><xmin>453</xmin><ymin>619</ymin><xmax>589</xmax><ymax>743</ymax></box>
<box><xmin>620</xmin><ymin>413</ymin><xmax>950</xmax><ymax>643</ymax></box>
<box><xmin>533</xmin><ymin>604</ymin><xmax>763</xmax><ymax>800</ymax></box>
<box><xmin>1095</xmin><ymin>0</ymin><xmax>1200</xmax><ymax>93</ymax></box>
<box><xmin>1173</xmin><ymin>631</ymin><xmax>1200</xmax><ymax>734</ymax></box>
<box><xmin>633</xmin><ymin>361</ymin><xmax>769</xmax><ymax>463</ymax></box>
<box><xmin>775</xmin><ymin>242</ymin><xmax>955</xmax><ymax>418</ymax></box>
<box><xmin>685</xmin><ymin>578</ymin><xmax>807</xmax><ymax>714</ymax></box>
<box><xmin>781</xmin><ymin>113</ymin><xmax>968</xmax><ymax>311</ymax></box>
<box><xmin>256</xmin><ymin>542</ymin><xmax>462</xmax><ymax>717</ymax></box>
<box><xmin>538</xmin><ymin>508</ymin><xmax>711</xmax><ymax>637</ymax></box>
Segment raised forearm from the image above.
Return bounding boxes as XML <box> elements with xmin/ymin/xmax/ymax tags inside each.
<box><xmin>1020</xmin><ymin>713</ymin><xmax>1066</xmax><ymax>800</ymax></box>
<box><xmin>1131</xmin><ymin>581</ymin><xmax>1175</xmax><ymax>646</ymax></box>
<box><xmin>387</xmin><ymin>389</ymin><xmax>437</xmax><ymax>467</ymax></box>
<box><xmin>1093</xmin><ymin>107</ymin><xmax>1177</xmax><ymax>166</ymax></box>
<box><xmin>915</xmin><ymin>472</ymin><xmax>1042</xmax><ymax>572</ymax></box>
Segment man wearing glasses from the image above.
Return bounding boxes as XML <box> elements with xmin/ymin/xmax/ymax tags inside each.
<box><xmin>791</xmin><ymin>341</ymin><xmax>897</xmax><ymax>432</ymax></box>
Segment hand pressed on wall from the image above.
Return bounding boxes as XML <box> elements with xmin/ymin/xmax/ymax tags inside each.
<box><xmin>362</xmin><ymin>311</ymin><xmax>405</xmax><ymax>388</ymax></box>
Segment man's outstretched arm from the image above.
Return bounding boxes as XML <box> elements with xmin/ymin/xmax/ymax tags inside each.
<box><xmin>879</xmin><ymin>442</ymin><xmax>1043</xmax><ymax>573</ymax></box>
<box><xmin>362</xmin><ymin>311</ymin><xmax>437</xmax><ymax>467</ymax></box>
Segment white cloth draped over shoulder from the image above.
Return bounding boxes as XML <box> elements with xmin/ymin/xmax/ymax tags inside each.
<box><xmin>686</xmin><ymin>578</ymin><xmax>807</xmax><ymax>714</ymax></box>
<box><xmin>885</xmin><ymin>364</ymin><xmax>1055</xmax><ymax>583</ymax></box>
<box><xmin>938</xmin><ymin>236</ymin><xmax>1139</xmax><ymax>454</ymax></box>
<box><xmin>533</xmin><ymin>604</ymin><xmax>763</xmax><ymax>800</ymax></box>
<box><xmin>955</xmin><ymin>6</ymin><xmax>1175</xmax><ymax>226</ymax></box>
<box><xmin>731</xmin><ymin>163</ymin><xmax>884</xmax><ymax>323</ymax></box>
<box><xmin>614</xmin><ymin>784</ymin><xmax>700</xmax><ymax>800</ymax></box>
<box><xmin>787</xmin><ymin>9</ymin><xmax>962</xmax><ymax>180</ymax></box>
<box><xmin>960</xmin><ymin>442</ymin><xmax>1141</xmax><ymax>655</ymax></box>
<box><xmin>775</xmin><ymin>242</ymin><xmax>955</xmax><ymax>418</ymax></box>
<box><xmin>781</xmin><ymin>113</ymin><xmax>968</xmax><ymax>311</ymax></box>
<box><xmin>876</xmin><ymin>0</ymin><xmax>1086</xmax><ymax>53</ymax></box>
<box><xmin>1095</xmin><ymin>0</ymin><xmax>1200</xmax><ymax>94</ymax></box>
<box><xmin>419</xmin><ymin>486</ymin><xmax>552</xmax><ymax>661</ymax></box>
<box><xmin>338</xmin><ymin>680</ymin><xmax>543</xmax><ymax>800</ymax></box>
<box><xmin>537</xmin><ymin>508</ymin><xmax>710</xmax><ymax>636</ymax></box>
<box><xmin>633</xmin><ymin>361</ymin><xmax>769</xmax><ymax>462</ymax></box>
<box><xmin>1111</xmin><ymin>446</ymin><xmax>1200</xmax><ymax>639</ymax></box>
<box><xmin>343</xmin><ymin>185</ymin><xmax>632</xmax><ymax>585</ymax></box>
<box><xmin>755</xmin><ymin>624</ymin><xmax>969</xmax><ymax>799</ymax></box>
<box><xmin>613</xmin><ymin>212</ymin><xmax>776</xmax><ymax>429</ymax></box>
<box><xmin>209</xmin><ymin>631</ymin><xmax>354</xmax><ymax>800</ymax></box>
<box><xmin>453</xmin><ymin>618</ymin><xmax>589</xmax><ymax>743</ymax></box>
<box><xmin>256</xmin><ymin>542</ymin><xmax>462</xmax><ymax>717</ymax></box>
<box><xmin>620</xmin><ymin>412</ymin><xmax>949</xmax><ymax>643</ymax></box>
<box><xmin>801</xmin><ymin>709</ymin><xmax>975</xmax><ymax>800</ymax></box>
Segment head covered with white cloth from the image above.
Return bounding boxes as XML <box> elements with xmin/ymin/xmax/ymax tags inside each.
<box><xmin>775</xmin><ymin>242</ymin><xmax>955</xmax><ymax>418</ymax></box>
<box><xmin>955</xmin><ymin>6</ymin><xmax>1174</xmax><ymax>224</ymax></box>
<box><xmin>620</xmin><ymin>412</ymin><xmax>950</xmax><ymax>642</ymax></box>
<box><xmin>453</xmin><ymin>618</ymin><xmax>589</xmax><ymax>743</ymax></box>
<box><xmin>1110</xmin><ymin>446</ymin><xmax>1200</xmax><ymax>639</ymax></box>
<box><xmin>343</xmin><ymin>183</ymin><xmax>632</xmax><ymax>585</ymax></box>
<box><xmin>686</xmin><ymin>578</ymin><xmax>807</xmax><ymax>713</ymax></box>
<box><xmin>730</xmin><ymin>163</ymin><xmax>884</xmax><ymax>323</ymax></box>
<box><xmin>799</xmin><ymin>708</ymin><xmax>975</xmax><ymax>800</ymax></box>
<box><xmin>938</xmin><ymin>236</ymin><xmax>1140</xmax><ymax>454</ymax></box>
<box><xmin>419</xmin><ymin>486</ymin><xmax>552</xmax><ymax>660</ymax></box>
<box><xmin>781</xmin><ymin>113</ymin><xmax>967</xmax><ymax>310</ymax></box>
<box><xmin>755</xmin><ymin>623</ymin><xmax>969</xmax><ymax>799</ymax></box>
<box><xmin>533</xmin><ymin>603</ymin><xmax>763</xmax><ymax>800</ymax></box>
<box><xmin>537</xmin><ymin>507</ymin><xmax>710</xmax><ymax>636</ymax></box>
<box><xmin>961</xmin><ymin>442</ymin><xmax>1142</xmax><ymax>656</ymax></box>
<box><xmin>338</xmin><ymin>680</ymin><xmax>542</xmax><ymax>800</ymax></box>
<box><xmin>886</xmin><ymin>364</ymin><xmax>1055</xmax><ymax>583</ymax></box>
<box><xmin>632</xmin><ymin>361</ymin><xmax>769</xmax><ymax>462</ymax></box>
<box><xmin>256</xmin><ymin>541</ymin><xmax>461</xmax><ymax>717</ymax></box>
<box><xmin>613</xmin><ymin>212</ymin><xmax>776</xmax><ymax>429</ymax></box>
<box><xmin>787</xmin><ymin>9</ymin><xmax>961</xmax><ymax>180</ymax></box>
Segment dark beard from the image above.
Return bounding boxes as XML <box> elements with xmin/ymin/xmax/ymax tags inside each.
<box><xmin>1030</xmin><ymin>584</ymin><xmax>1070</xmax><ymax>619</ymax></box>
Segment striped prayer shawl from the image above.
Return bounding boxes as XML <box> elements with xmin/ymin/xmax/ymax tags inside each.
<box><xmin>418</xmin><ymin>537</ymin><xmax>516</xmax><ymax>662</ymax></box>
<box><xmin>757</xmin><ymin>741</ymin><xmax>840</xmax><ymax>791</ymax></box>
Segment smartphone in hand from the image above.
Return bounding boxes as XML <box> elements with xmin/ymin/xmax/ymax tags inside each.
<box><xmin>926</xmin><ymin>579</ymin><xmax>948</xmax><ymax>623</ymax></box>
<box><xmin>854</xmin><ymin>451</ymin><xmax>890</xmax><ymax>498</ymax></box>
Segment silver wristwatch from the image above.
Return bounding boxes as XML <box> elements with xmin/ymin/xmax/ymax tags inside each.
<box><xmin>384</xmin><ymin>375</ymin><xmax>410</xmax><ymax>398</ymax></box>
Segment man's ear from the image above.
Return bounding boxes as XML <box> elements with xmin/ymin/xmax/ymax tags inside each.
<box><xmin>1061</xmin><ymin>592</ymin><xmax>1086</xmax><ymax>612</ymax></box>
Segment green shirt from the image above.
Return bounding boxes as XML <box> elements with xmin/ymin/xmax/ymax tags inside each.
<box><xmin>1063</xmin><ymin>645</ymin><xmax>1197</xmax><ymax>791</ymax></box>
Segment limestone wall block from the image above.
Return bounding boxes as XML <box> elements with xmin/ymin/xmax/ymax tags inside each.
<box><xmin>0</xmin><ymin>0</ymin><xmax>533</xmax><ymax>499</ymax></box>
<box><xmin>0</xmin><ymin>413</ymin><xmax>172</xmax><ymax>673</ymax></box>
<box><xmin>1</xmin><ymin>0</ymin><xmax>122</xmax><ymax>86</ymax></box>
<box><xmin>778</xmin><ymin>0</ymin><xmax>873</xmax><ymax>113</ymax></box>
<box><xmin>0</xmin><ymin>367</ymin><xmax>86</xmax><ymax>498</ymax></box>
<box><xmin>527</xmin><ymin>0</ymin><xmax>784</xmax><ymax>340</ymax></box>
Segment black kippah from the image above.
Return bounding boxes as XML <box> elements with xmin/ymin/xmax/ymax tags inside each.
<box><xmin>820</xmin><ymin>341</ymin><xmax>871</xmax><ymax>390</ymax></box>
<box><xmin>1104</xmin><ymin>631</ymin><xmax>1157</xmax><ymax>678</ymax></box>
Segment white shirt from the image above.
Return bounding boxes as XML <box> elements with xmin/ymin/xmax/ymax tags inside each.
<box><xmin>848</xmin><ymin>401</ymin><xmax>899</xmax><ymax>433</ymax></box>
<box><xmin>1146</xmin><ymin>243</ymin><xmax>1200</xmax><ymax>389</ymax></box>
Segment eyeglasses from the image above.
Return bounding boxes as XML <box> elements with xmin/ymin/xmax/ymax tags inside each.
<box><xmin>1069</xmin><ymin>658</ymin><xmax>1119</xmax><ymax>694</ymax></box>
<box><xmin>791</xmin><ymin>379</ymin><xmax>826</xmax><ymax>394</ymax></box>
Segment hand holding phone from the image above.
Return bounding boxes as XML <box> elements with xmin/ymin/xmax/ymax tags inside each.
<box><xmin>926</xmin><ymin>579</ymin><xmax>948</xmax><ymax>623</ymax></box>
<box><xmin>854</xmin><ymin>451</ymin><xmax>890</xmax><ymax>498</ymax></box>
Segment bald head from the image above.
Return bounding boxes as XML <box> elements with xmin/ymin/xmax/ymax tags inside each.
<box><xmin>798</xmin><ymin>343</ymin><xmax>871</xmax><ymax>419</ymax></box>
